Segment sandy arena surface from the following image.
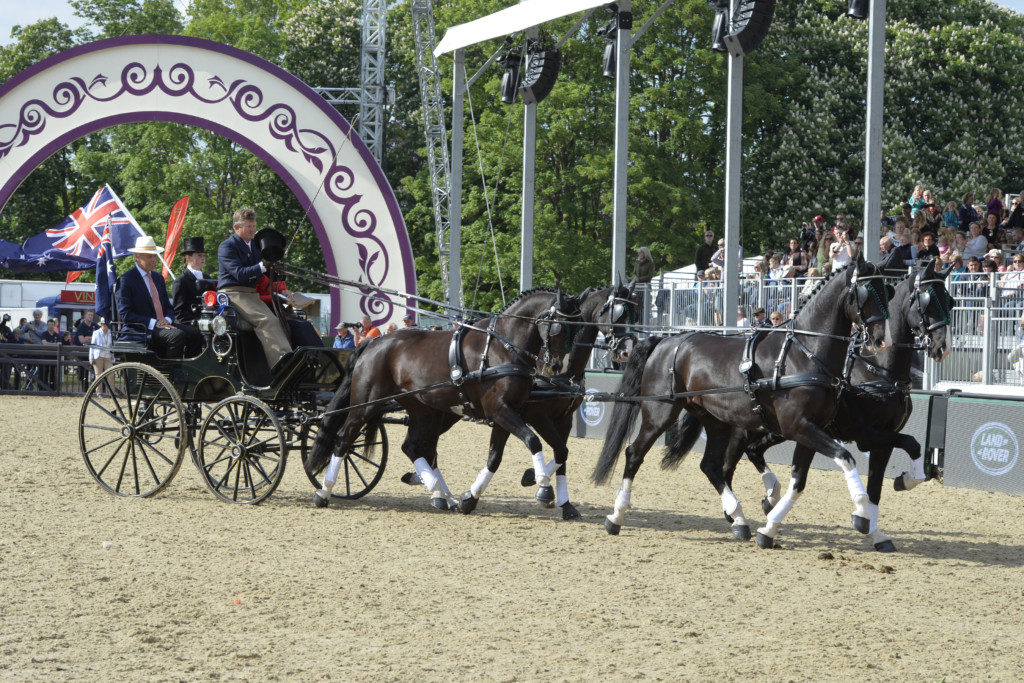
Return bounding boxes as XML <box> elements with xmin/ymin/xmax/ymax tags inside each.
<box><xmin>1</xmin><ymin>394</ymin><xmax>1023</xmax><ymax>680</ymax></box>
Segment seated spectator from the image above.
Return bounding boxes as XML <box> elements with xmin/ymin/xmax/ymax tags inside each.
<box><xmin>769</xmin><ymin>311</ymin><xmax>784</xmax><ymax>326</ymax></box>
<box><xmin>710</xmin><ymin>239</ymin><xmax>726</xmax><ymax>270</ymax></box>
<box><xmin>919</xmin><ymin>232</ymin><xmax>940</xmax><ymax>259</ymax></box>
<box><xmin>332</xmin><ymin>323</ymin><xmax>355</xmax><ymax>349</ymax></box>
<box><xmin>953</xmin><ymin>230</ymin><xmax>968</xmax><ymax>255</ymax></box>
<box><xmin>354</xmin><ymin>315</ymin><xmax>381</xmax><ymax>345</ymax></box>
<box><xmin>936</xmin><ymin>231</ymin><xmax>952</xmax><ymax>258</ymax></box>
<box><xmin>830</xmin><ymin>229</ymin><xmax>857</xmax><ymax>268</ymax></box>
<box><xmin>767</xmin><ymin>255</ymin><xmax>787</xmax><ymax>280</ymax></box>
<box><xmin>985</xmin><ymin>249</ymin><xmax>1006</xmax><ymax>272</ymax></box>
<box><xmin>402</xmin><ymin>314</ymin><xmax>416</xmax><ymax>328</ymax></box>
<box><xmin>116</xmin><ymin>236</ymin><xmax>203</xmax><ymax>358</ymax></box>
<box><xmin>21</xmin><ymin>310</ymin><xmax>46</xmax><ymax>343</ymax></box>
<box><xmin>751</xmin><ymin>307</ymin><xmax>767</xmax><ymax>327</ymax></box>
<box><xmin>954</xmin><ymin>256</ymin><xmax>981</xmax><ymax>282</ymax></box>
<box><xmin>1001</xmin><ymin>254</ymin><xmax>1024</xmax><ymax>298</ymax></box>
<box><xmin>948</xmin><ymin>254</ymin><xmax>965</xmax><ymax>277</ymax></box>
<box><xmin>1005</xmin><ymin>195</ymin><xmax>1024</xmax><ymax>232</ymax></box>
<box><xmin>944</xmin><ymin>202</ymin><xmax>959</xmax><ymax>230</ymax></box>
<box><xmin>983</xmin><ymin>259</ymin><xmax>999</xmax><ymax>275</ymax></box>
<box><xmin>736</xmin><ymin>307</ymin><xmax>749</xmax><ymax>328</ymax></box>
<box><xmin>385</xmin><ymin>323</ymin><xmax>398</xmax><ymax>334</ymax></box>
<box><xmin>985</xmin><ymin>212</ymin><xmax>999</xmax><ymax>238</ymax></box>
<box><xmin>908</xmin><ymin>185</ymin><xmax>927</xmax><ymax>216</ymax></box>
<box><xmin>921</xmin><ymin>191</ymin><xmax>941</xmax><ymax>231</ymax></box>
<box><xmin>959</xmin><ymin>192</ymin><xmax>979</xmax><ymax>231</ymax></box>
<box><xmin>964</xmin><ymin>222</ymin><xmax>989</xmax><ymax>258</ymax></box>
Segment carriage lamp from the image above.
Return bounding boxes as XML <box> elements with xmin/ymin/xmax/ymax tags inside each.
<box><xmin>211</xmin><ymin>315</ymin><xmax>228</xmax><ymax>337</ymax></box>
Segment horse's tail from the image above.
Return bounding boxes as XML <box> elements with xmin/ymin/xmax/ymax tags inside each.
<box><xmin>306</xmin><ymin>342</ymin><xmax>372</xmax><ymax>474</ymax></box>
<box><xmin>661</xmin><ymin>410</ymin><xmax>702</xmax><ymax>470</ymax></box>
<box><xmin>592</xmin><ymin>335</ymin><xmax>665</xmax><ymax>485</ymax></box>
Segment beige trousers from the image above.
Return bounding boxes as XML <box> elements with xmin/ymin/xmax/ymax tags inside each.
<box><xmin>220</xmin><ymin>286</ymin><xmax>292</xmax><ymax>367</ymax></box>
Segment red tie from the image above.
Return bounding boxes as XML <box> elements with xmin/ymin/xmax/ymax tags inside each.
<box><xmin>146</xmin><ymin>272</ymin><xmax>165</xmax><ymax>320</ymax></box>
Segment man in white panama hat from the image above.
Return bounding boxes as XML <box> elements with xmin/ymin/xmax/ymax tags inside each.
<box><xmin>115</xmin><ymin>235</ymin><xmax>202</xmax><ymax>357</ymax></box>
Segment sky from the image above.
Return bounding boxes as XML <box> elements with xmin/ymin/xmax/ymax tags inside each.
<box><xmin>1</xmin><ymin>0</ymin><xmax>1024</xmax><ymax>46</ymax></box>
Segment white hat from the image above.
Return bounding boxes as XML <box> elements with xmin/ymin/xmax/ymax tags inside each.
<box><xmin>128</xmin><ymin>236</ymin><xmax>164</xmax><ymax>254</ymax></box>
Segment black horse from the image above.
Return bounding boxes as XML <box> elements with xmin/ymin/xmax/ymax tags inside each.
<box><xmin>306</xmin><ymin>288</ymin><xmax>580</xmax><ymax>510</ymax></box>
<box><xmin>465</xmin><ymin>282</ymin><xmax>641</xmax><ymax>518</ymax></box>
<box><xmin>662</xmin><ymin>259</ymin><xmax>954</xmax><ymax>552</ymax></box>
<box><xmin>403</xmin><ymin>282</ymin><xmax>641</xmax><ymax>517</ymax></box>
<box><xmin>592</xmin><ymin>257</ymin><xmax>891</xmax><ymax>546</ymax></box>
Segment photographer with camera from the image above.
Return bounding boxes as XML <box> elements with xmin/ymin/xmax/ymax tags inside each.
<box><xmin>333</xmin><ymin>322</ymin><xmax>356</xmax><ymax>349</ymax></box>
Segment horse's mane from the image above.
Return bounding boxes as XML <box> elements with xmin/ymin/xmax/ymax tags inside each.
<box><xmin>498</xmin><ymin>286</ymin><xmax>561</xmax><ymax>314</ymax></box>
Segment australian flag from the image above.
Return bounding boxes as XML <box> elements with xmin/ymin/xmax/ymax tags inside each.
<box><xmin>94</xmin><ymin>221</ymin><xmax>117</xmax><ymax>321</ymax></box>
<box><xmin>23</xmin><ymin>184</ymin><xmax>144</xmax><ymax>263</ymax></box>
<box><xmin>0</xmin><ymin>239</ymin><xmax>94</xmax><ymax>273</ymax></box>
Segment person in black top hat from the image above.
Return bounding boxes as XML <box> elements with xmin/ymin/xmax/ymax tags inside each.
<box><xmin>172</xmin><ymin>236</ymin><xmax>216</xmax><ymax>324</ymax></box>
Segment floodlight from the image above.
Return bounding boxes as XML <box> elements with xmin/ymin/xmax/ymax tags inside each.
<box><xmin>846</xmin><ymin>0</ymin><xmax>869</xmax><ymax>20</ymax></box>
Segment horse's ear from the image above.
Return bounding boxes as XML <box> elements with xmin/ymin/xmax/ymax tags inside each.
<box><xmin>923</xmin><ymin>257</ymin><xmax>936</xmax><ymax>279</ymax></box>
<box><xmin>556</xmin><ymin>289</ymin><xmax>565</xmax><ymax>310</ymax></box>
<box><xmin>938</xmin><ymin>262</ymin><xmax>954</xmax><ymax>280</ymax></box>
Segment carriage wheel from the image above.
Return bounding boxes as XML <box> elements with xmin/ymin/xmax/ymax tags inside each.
<box><xmin>197</xmin><ymin>396</ymin><xmax>286</xmax><ymax>504</ymax></box>
<box><xmin>79</xmin><ymin>362</ymin><xmax>186</xmax><ymax>498</ymax></box>
<box><xmin>303</xmin><ymin>421</ymin><xmax>388</xmax><ymax>499</ymax></box>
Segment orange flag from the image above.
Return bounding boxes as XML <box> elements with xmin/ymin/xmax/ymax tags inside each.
<box><xmin>162</xmin><ymin>196</ymin><xmax>190</xmax><ymax>279</ymax></box>
<box><xmin>66</xmin><ymin>269</ymin><xmax>82</xmax><ymax>285</ymax></box>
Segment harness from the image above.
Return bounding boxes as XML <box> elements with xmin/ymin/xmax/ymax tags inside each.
<box><xmin>448</xmin><ymin>317</ymin><xmax>533</xmax><ymax>418</ymax></box>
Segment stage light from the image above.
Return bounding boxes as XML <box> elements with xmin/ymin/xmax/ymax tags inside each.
<box><xmin>499</xmin><ymin>53</ymin><xmax>523</xmax><ymax>104</ymax></box>
<box><xmin>597</xmin><ymin>15</ymin><xmax>618</xmax><ymax>79</ymax></box>
<box><xmin>709</xmin><ymin>0</ymin><xmax>730</xmax><ymax>53</ymax></box>
<box><xmin>846</xmin><ymin>0</ymin><xmax>869</xmax><ymax>20</ymax></box>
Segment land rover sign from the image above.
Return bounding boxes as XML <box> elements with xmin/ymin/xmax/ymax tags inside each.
<box><xmin>970</xmin><ymin>422</ymin><xmax>1019</xmax><ymax>476</ymax></box>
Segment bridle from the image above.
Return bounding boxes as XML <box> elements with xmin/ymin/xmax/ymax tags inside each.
<box><xmin>536</xmin><ymin>293</ymin><xmax>582</xmax><ymax>369</ymax></box>
<box><xmin>598</xmin><ymin>289</ymin><xmax>640</xmax><ymax>357</ymax></box>
<box><xmin>848</xmin><ymin>267</ymin><xmax>893</xmax><ymax>327</ymax></box>
<box><xmin>908</xmin><ymin>270</ymin><xmax>955</xmax><ymax>351</ymax></box>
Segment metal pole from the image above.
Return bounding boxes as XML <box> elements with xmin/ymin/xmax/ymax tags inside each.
<box><xmin>722</xmin><ymin>0</ymin><xmax>743</xmax><ymax>329</ymax></box>
<box><xmin>449</xmin><ymin>49</ymin><xmax>465</xmax><ymax>307</ymax></box>
<box><xmin>611</xmin><ymin>0</ymin><xmax>632</xmax><ymax>283</ymax></box>
<box><xmin>521</xmin><ymin>25</ymin><xmax>538</xmax><ymax>291</ymax></box>
<box><xmin>862</xmin><ymin>0</ymin><xmax>886</xmax><ymax>263</ymax></box>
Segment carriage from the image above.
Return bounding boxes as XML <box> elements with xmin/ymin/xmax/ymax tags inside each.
<box><xmin>78</xmin><ymin>292</ymin><xmax>391</xmax><ymax>504</ymax></box>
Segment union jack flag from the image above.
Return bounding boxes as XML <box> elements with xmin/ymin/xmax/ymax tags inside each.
<box><xmin>23</xmin><ymin>185</ymin><xmax>144</xmax><ymax>261</ymax></box>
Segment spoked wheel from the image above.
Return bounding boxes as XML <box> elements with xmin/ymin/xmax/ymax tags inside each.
<box><xmin>79</xmin><ymin>362</ymin><xmax>186</xmax><ymax>498</ymax></box>
<box><xmin>303</xmin><ymin>421</ymin><xmax>388</xmax><ymax>499</ymax></box>
<box><xmin>197</xmin><ymin>396</ymin><xmax>286</xmax><ymax>504</ymax></box>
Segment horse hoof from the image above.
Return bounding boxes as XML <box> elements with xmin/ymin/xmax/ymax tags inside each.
<box><xmin>893</xmin><ymin>475</ymin><xmax>907</xmax><ymax>492</ymax></box>
<box><xmin>430</xmin><ymin>497</ymin><xmax>450</xmax><ymax>511</ymax></box>
<box><xmin>536</xmin><ymin>485</ymin><xmax>555</xmax><ymax>507</ymax></box>
<box><xmin>521</xmin><ymin>468</ymin><xmax>536</xmax><ymax>487</ymax></box>
<box><xmin>852</xmin><ymin>514</ymin><xmax>870</xmax><ymax>534</ymax></box>
<box><xmin>604</xmin><ymin>518</ymin><xmax>621</xmax><ymax>535</ymax></box>
<box><xmin>561</xmin><ymin>502</ymin><xmax>581</xmax><ymax>520</ymax></box>
<box><xmin>874</xmin><ymin>539</ymin><xmax>897</xmax><ymax>553</ymax></box>
<box><xmin>400</xmin><ymin>471</ymin><xmax>421</xmax><ymax>486</ymax></box>
<box><xmin>762</xmin><ymin>497</ymin><xmax>775</xmax><ymax>515</ymax></box>
<box><xmin>732</xmin><ymin>524</ymin><xmax>751</xmax><ymax>541</ymax></box>
<box><xmin>458</xmin><ymin>491</ymin><xmax>478</xmax><ymax>515</ymax></box>
<box><xmin>312</xmin><ymin>492</ymin><xmax>329</xmax><ymax>508</ymax></box>
<box><xmin>723</xmin><ymin>511</ymin><xmax>734</xmax><ymax>524</ymax></box>
<box><xmin>755</xmin><ymin>532</ymin><xmax>775</xmax><ymax>549</ymax></box>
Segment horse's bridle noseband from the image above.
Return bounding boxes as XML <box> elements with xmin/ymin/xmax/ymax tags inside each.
<box><xmin>849</xmin><ymin>268</ymin><xmax>893</xmax><ymax>326</ymax></box>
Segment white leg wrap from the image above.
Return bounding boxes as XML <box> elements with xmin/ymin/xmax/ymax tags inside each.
<box><xmin>868</xmin><ymin>528</ymin><xmax>892</xmax><ymax>547</ymax></box>
<box><xmin>531</xmin><ymin>452</ymin><xmax>557</xmax><ymax>486</ymax></box>
<box><xmin>434</xmin><ymin>467</ymin><xmax>453</xmax><ymax>498</ymax></box>
<box><xmin>412</xmin><ymin>457</ymin><xmax>440</xmax><ymax>493</ymax></box>
<box><xmin>320</xmin><ymin>455</ymin><xmax>343</xmax><ymax>496</ymax></box>
<box><xmin>607</xmin><ymin>478</ymin><xmax>632</xmax><ymax>525</ymax></box>
<box><xmin>470</xmin><ymin>468</ymin><xmax>494</xmax><ymax>498</ymax></box>
<box><xmin>555</xmin><ymin>474</ymin><xmax>569</xmax><ymax>507</ymax></box>
<box><xmin>759</xmin><ymin>482</ymin><xmax>800</xmax><ymax>537</ymax></box>
<box><xmin>721</xmin><ymin>488</ymin><xmax>740</xmax><ymax>517</ymax></box>
<box><xmin>761</xmin><ymin>470</ymin><xmax>781</xmax><ymax>503</ymax></box>
<box><xmin>834</xmin><ymin>457</ymin><xmax>870</xmax><ymax>515</ymax></box>
<box><xmin>900</xmin><ymin>457</ymin><xmax>926</xmax><ymax>490</ymax></box>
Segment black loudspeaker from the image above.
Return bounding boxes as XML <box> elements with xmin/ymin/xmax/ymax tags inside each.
<box><xmin>519</xmin><ymin>48</ymin><xmax>562</xmax><ymax>105</ymax></box>
<box><xmin>723</xmin><ymin>0</ymin><xmax>776</xmax><ymax>57</ymax></box>
<box><xmin>846</xmin><ymin>0</ymin><xmax>869</xmax><ymax>20</ymax></box>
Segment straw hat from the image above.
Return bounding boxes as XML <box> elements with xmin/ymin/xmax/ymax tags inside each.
<box><xmin>128</xmin><ymin>236</ymin><xmax>164</xmax><ymax>254</ymax></box>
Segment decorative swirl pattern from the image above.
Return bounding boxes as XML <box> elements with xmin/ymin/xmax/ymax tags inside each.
<box><xmin>0</xmin><ymin>59</ymin><xmax>393</xmax><ymax>320</ymax></box>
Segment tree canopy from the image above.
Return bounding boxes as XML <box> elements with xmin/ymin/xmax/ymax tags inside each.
<box><xmin>2</xmin><ymin>0</ymin><xmax>1023</xmax><ymax>305</ymax></box>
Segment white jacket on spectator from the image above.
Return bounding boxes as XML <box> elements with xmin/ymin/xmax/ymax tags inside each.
<box><xmin>89</xmin><ymin>326</ymin><xmax>112</xmax><ymax>362</ymax></box>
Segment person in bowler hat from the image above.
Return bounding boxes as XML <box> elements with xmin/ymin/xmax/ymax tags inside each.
<box><xmin>172</xmin><ymin>236</ymin><xmax>215</xmax><ymax>325</ymax></box>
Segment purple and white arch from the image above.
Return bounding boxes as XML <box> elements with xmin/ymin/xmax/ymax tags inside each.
<box><xmin>0</xmin><ymin>34</ymin><xmax>416</xmax><ymax>327</ymax></box>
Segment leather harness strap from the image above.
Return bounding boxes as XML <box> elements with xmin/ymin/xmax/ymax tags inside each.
<box><xmin>448</xmin><ymin>317</ymin><xmax>535</xmax><ymax>419</ymax></box>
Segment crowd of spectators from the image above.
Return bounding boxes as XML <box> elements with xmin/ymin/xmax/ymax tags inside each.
<box><xmin>0</xmin><ymin>308</ymin><xmax>105</xmax><ymax>391</ymax></box>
